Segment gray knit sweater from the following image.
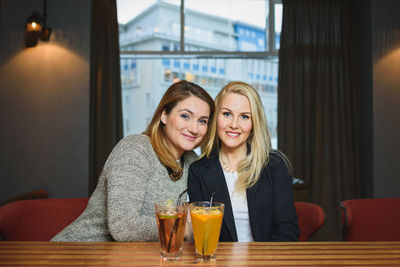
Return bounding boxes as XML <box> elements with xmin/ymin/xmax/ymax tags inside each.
<box><xmin>51</xmin><ymin>134</ymin><xmax>197</xmax><ymax>242</ymax></box>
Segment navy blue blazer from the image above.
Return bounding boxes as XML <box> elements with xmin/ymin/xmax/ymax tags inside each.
<box><xmin>188</xmin><ymin>149</ymin><xmax>299</xmax><ymax>242</ymax></box>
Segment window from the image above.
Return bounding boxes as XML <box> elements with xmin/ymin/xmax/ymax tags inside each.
<box><xmin>117</xmin><ymin>0</ymin><xmax>282</xmax><ymax>148</ymax></box>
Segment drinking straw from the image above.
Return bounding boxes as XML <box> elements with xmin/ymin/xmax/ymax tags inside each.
<box><xmin>176</xmin><ymin>186</ymin><xmax>190</xmax><ymax>206</ymax></box>
<box><xmin>158</xmin><ymin>219</ymin><xmax>167</xmax><ymax>247</ymax></box>
<box><xmin>202</xmin><ymin>184</ymin><xmax>220</xmax><ymax>254</ymax></box>
<box><xmin>167</xmin><ymin>186</ymin><xmax>190</xmax><ymax>253</ymax></box>
<box><xmin>209</xmin><ymin>184</ymin><xmax>219</xmax><ymax>207</ymax></box>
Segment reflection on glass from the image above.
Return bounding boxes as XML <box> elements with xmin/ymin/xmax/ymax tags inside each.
<box><xmin>186</xmin><ymin>0</ymin><xmax>267</xmax><ymax>52</ymax></box>
<box><xmin>118</xmin><ymin>0</ymin><xmax>270</xmax><ymax>52</ymax></box>
<box><xmin>118</xmin><ymin>1</ymin><xmax>182</xmax><ymax>51</ymax></box>
<box><xmin>117</xmin><ymin>0</ymin><xmax>180</xmax><ymax>24</ymax></box>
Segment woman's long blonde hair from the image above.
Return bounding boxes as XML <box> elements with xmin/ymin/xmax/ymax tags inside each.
<box><xmin>202</xmin><ymin>81</ymin><xmax>271</xmax><ymax>192</ymax></box>
<box><xmin>144</xmin><ymin>80</ymin><xmax>214</xmax><ymax>181</ymax></box>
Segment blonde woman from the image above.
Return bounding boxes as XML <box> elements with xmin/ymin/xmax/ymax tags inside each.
<box><xmin>188</xmin><ymin>81</ymin><xmax>299</xmax><ymax>242</ymax></box>
<box><xmin>52</xmin><ymin>80</ymin><xmax>214</xmax><ymax>242</ymax></box>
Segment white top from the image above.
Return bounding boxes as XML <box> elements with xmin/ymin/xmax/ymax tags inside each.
<box><xmin>223</xmin><ymin>171</ymin><xmax>254</xmax><ymax>242</ymax></box>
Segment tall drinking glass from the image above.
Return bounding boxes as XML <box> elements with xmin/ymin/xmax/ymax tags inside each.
<box><xmin>189</xmin><ymin>201</ymin><xmax>224</xmax><ymax>262</ymax></box>
<box><xmin>154</xmin><ymin>201</ymin><xmax>188</xmax><ymax>260</ymax></box>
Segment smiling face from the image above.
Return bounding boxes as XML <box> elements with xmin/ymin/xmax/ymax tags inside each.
<box><xmin>217</xmin><ymin>93</ymin><xmax>253</xmax><ymax>153</ymax></box>
<box><xmin>161</xmin><ymin>95</ymin><xmax>210</xmax><ymax>159</ymax></box>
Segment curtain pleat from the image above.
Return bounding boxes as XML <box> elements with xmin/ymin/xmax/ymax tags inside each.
<box><xmin>278</xmin><ymin>0</ymin><xmax>360</xmax><ymax>240</ymax></box>
<box><xmin>89</xmin><ymin>0</ymin><xmax>123</xmax><ymax>194</ymax></box>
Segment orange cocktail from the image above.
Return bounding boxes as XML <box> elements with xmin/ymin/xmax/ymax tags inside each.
<box><xmin>189</xmin><ymin>201</ymin><xmax>224</xmax><ymax>261</ymax></box>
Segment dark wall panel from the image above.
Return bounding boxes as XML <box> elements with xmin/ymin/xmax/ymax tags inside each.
<box><xmin>371</xmin><ymin>0</ymin><xmax>400</xmax><ymax>198</ymax></box>
<box><xmin>0</xmin><ymin>0</ymin><xmax>91</xmax><ymax>201</ymax></box>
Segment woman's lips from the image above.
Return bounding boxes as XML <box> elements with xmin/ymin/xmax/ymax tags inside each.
<box><xmin>226</xmin><ymin>131</ymin><xmax>240</xmax><ymax>138</ymax></box>
<box><xmin>183</xmin><ymin>134</ymin><xmax>196</xmax><ymax>141</ymax></box>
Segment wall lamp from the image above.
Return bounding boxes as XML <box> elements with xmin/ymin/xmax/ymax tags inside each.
<box><xmin>25</xmin><ymin>0</ymin><xmax>51</xmax><ymax>47</ymax></box>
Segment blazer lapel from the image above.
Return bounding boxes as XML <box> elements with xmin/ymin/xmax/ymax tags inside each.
<box><xmin>202</xmin><ymin>152</ymin><xmax>237</xmax><ymax>241</ymax></box>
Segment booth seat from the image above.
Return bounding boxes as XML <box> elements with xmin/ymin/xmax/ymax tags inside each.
<box><xmin>0</xmin><ymin>198</ymin><xmax>88</xmax><ymax>241</ymax></box>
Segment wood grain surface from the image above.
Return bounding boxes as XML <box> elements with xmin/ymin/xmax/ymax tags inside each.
<box><xmin>1</xmin><ymin>241</ymin><xmax>400</xmax><ymax>266</ymax></box>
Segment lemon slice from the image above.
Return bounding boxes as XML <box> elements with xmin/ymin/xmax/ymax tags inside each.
<box><xmin>158</xmin><ymin>214</ymin><xmax>179</xmax><ymax>219</ymax></box>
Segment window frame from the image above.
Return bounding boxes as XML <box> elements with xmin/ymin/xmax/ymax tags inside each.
<box><xmin>119</xmin><ymin>0</ymin><xmax>282</xmax><ymax>59</ymax></box>
<box><xmin>118</xmin><ymin>0</ymin><xmax>282</xmax><ymax>146</ymax></box>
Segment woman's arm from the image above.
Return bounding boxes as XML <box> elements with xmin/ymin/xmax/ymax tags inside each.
<box><xmin>269</xmin><ymin>154</ymin><xmax>300</xmax><ymax>241</ymax></box>
<box><xmin>106</xmin><ymin>136</ymin><xmax>159</xmax><ymax>241</ymax></box>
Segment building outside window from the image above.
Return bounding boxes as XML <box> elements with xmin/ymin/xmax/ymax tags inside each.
<box><xmin>117</xmin><ymin>0</ymin><xmax>282</xmax><ymax>148</ymax></box>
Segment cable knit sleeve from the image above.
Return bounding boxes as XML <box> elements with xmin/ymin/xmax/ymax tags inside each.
<box><xmin>105</xmin><ymin>135</ymin><xmax>159</xmax><ymax>241</ymax></box>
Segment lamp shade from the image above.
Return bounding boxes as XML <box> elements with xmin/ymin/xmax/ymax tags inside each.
<box><xmin>25</xmin><ymin>12</ymin><xmax>43</xmax><ymax>47</ymax></box>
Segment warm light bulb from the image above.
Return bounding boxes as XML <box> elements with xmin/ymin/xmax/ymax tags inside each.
<box><xmin>25</xmin><ymin>11</ymin><xmax>46</xmax><ymax>47</ymax></box>
<box><xmin>27</xmin><ymin>21</ymin><xmax>42</xmax><ymax>32</ymax></box>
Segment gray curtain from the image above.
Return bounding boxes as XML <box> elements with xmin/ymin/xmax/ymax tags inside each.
<box><xmin>89</xmin><ymin>0</ymin><xmax>123</xmax><ymax>194</ymax></box>
<box><xmin>278</xmin><ymin>0</ymin><xmax>360</xmax><ymax>240</ymax></box>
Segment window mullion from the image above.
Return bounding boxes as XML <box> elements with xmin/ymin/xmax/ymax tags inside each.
<box><xmin>120</xmin><ymin>51</ymin><xmax>279</xmax><ymax>59</ymax></box>
<box><xmin>180</xmin><ymin>0</ymin><xmax>185</xmax><ymax>51</ymax></box>
<box><xmin>268</xmin><ymin>0</ymin><xmax>275</xmax><ymax>52</ymax></box>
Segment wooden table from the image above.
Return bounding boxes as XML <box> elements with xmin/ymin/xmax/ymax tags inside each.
<box><xmin>1</xmin><ymin>241</ymin><xmax>400</xmax><ymax>266</ymax></box>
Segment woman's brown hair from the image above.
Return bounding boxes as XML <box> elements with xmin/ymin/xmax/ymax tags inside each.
<box><xmin>143</xmin><ymin>80</ymin><xmax>214</xmax><ymax>181</ymax></box>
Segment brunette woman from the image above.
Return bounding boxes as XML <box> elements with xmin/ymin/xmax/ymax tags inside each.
<box><xmin>52</xmin><ymin>80</ymin><xmax>214</xmax><ymax>242</ymax></box>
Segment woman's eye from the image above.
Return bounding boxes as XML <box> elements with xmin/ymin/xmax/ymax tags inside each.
<box><xmin>222</xmin><ymin>112</ymin><xmax>231</xmax><ymax>118</ymax></box>
<box><xmin>241</xmin><ymin>114</ymin><xmax>250</xmax><ymax>120</ymax></box>
<box><xmin>180</xmin><ymin>113</ymin><xmax>190</xmax><ymax>120</ymax></box>
<box><xmin>198</xmin><ymin>119</ymin><xmax>208</xmax><ymax>125</ymax></box>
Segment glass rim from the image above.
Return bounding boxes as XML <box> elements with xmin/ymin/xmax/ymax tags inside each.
<box><xmin>154</xmin><ymin>200</ymin><xmax>188</xmax><ymax>207</ymax></box>
<box><xmin>189</xmin><ymin>201</ymin><xmax>225</xmax><ymax>207</ymax></box>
